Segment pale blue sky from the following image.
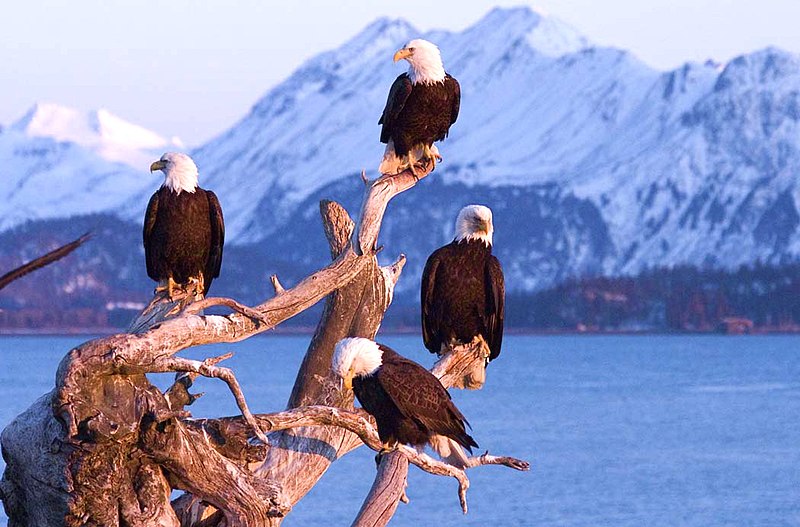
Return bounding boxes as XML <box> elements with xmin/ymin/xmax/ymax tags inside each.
<box><xmin>2</xmin><ymin>0</ymin><xmax>798</xmax><ymax>146</ymax></box>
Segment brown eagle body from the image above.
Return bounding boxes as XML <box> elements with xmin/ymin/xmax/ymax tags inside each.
<box><xmin>421</xmin><ymin>239</ymin><xmax>505</xmax><ymax>361</ymax></box>
<box><xmin>143</xmin><ymin>186</ymin><xmax>224</xmax><ymax>295</ymax></box>
<box><xmin>379</xmin><ymin>72</ymin><xmax>461</xmax><ymax>157</ymax></box>
<box><xmin>352</xmin><ymin>344</ymin><xmax>477</xmax><ymax>452</ymax></box>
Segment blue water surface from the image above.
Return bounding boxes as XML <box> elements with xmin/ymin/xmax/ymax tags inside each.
<box><xmin>1</xmin><ymin>334</ymin><xmax>798</xmax><ymax>526</ymax></box>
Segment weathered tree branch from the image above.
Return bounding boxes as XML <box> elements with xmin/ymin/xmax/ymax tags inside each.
<box><xmin>0</xmin><ymin>233</ymin><xmax>90</xmax><ymax>291</ymax></box>
<box><xmin>431</xmin><ymin>335</ymin><xmax>492</xmax><ymax>390</ymax></box>
<box><xmin>166</xmin><ymin>169</ymin><xmax>432</xmax><ymax>526</ymax></box>
<box><xmin>356</xmin><ymin>159</ymin><xmax>433</xmax><ymax>255</ymax></box>
<box><xmin>187</xmin><ymin>404</ymin><xmax>527</xmax><ymax>516</ymax></box>
<box><xmin>1</xmin><ymin>163</ymin><xmax>528</xmax><ymax>527</ymax></box>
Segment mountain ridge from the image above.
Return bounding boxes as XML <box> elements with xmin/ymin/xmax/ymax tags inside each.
<box><xmin>2</xmin><ymin>6</ymin><xmax>800</xmax><ymax>316</ymax></box>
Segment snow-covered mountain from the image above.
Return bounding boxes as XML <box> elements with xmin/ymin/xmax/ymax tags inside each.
<box><xmin>12</xmin><ymin>103</ymin><xmax>183</xmax><ymax>168</ymax></box>
<box><xmin>0</xmin><ymin>103</ymin><xmax>182</xmax><ymax>231</ymax></box>
<box><xmin>190</xmin><ymin>6</ymin><xmax>800</xmax><ymax>286</ymax></box>
<box><xmin>3</xmin><ymin>6</ymin><xmax>800</xmax><ymax>306</ymax></box>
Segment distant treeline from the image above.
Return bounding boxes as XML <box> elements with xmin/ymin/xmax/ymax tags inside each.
<box><xmin>505</xmin><ymin>262</ymin><xmax>800</xmax><ymax>332</ymax></box>
<box><xmin>3</xmin><ymin>255</ymin><xmax>800</xmax><ymax>333</ymax></box>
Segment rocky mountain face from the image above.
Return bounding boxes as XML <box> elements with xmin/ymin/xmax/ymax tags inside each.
<box><xmin>2</xmin><ymin>7</ymin><xmax>800</xmax><ymax>326</ymax></box>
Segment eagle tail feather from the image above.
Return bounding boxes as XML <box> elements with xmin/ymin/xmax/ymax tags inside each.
<box><xmin>429</xmin><ymin>434</ymin><xmax>476</xmax><ymax>469</ymax></box>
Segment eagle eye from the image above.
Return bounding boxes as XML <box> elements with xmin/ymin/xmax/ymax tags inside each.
<box><xmin>408</xmin><ymin>47</ymin><xmax>415</xmax><ymax>52</ymax></box>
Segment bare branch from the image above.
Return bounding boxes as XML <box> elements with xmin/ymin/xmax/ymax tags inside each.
<box><xmin>356</xmin><ymin>162</ymin><xmax>433</xmax><ymax>255</ymax></box>
<box><xmin>146</xmin><ymin>355</ymin><xmax>268</xmax><ymax>445</ymax></box>
<box><xmin>270</xmin><ymin>274</ymin><xmax>285</xmax><ymax>295</ymax></box>
<box><xmin>430</xmin><ymin>335</ymin><xmax>491</xmax><ymax>389</ymax></box>
<box><xmin>466</xmin><ymin>452</ymin><xmax>531</xmax><ymax>471</ymax></box>
<box><xmin>0</xmin><ymin>232</ymin><xmax>90</xmax><ymax>291</ymax></box>
<box><xmin>182</xmin><ymin>296</ymin><xmax>271</xmax><ymax>325</ymax></box>
<box><xmin>352</xmin><ymin>452</ymin><xmax>408</xmax><ymax>527</ymax></box>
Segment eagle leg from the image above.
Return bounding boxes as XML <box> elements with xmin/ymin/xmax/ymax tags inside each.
<box><xmin>167</xmin><ymin>277</ymin><xmax>177</xmax><ymax>300</ymax></box>
<box><xmin>431</xmin><ymin>143</ymin><xmax>443</xmax><ymax>163</ymax></box>
<box><xmin>188</xmin><ymin>273</ymin><xmax>205</xmax><ymax>297</ymax></box>
<box><xmin>406</xmin><ymin>148</ymin><xmax>420</xmax><ymax>177</ymax></box>
<box><xmin>154</xmin><ymin>277</ymin><xmax>179</xmax><ymax>300</ymax></box>
<box><xmin>374</xmin><ymin>442</ymin><xmax>399</xmax><ymax>467</ymax></box>
<box><xmin>422</xmin><ymin>145</ymin><xmax>442</xmax><ymax>172</ymax></box>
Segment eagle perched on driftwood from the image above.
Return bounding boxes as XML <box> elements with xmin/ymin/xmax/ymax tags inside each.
<box><xmin>379</xmin><ymin>38</ymin><xmax>460</xmax><ymax>176</ymax></box>
<box><xmin>333</xmin><ymin>337</ymin><xmax>478</xmax><ymax>468</ymax></box>
<box><xmin>144</xmin><ymin>152</ymin><xmax>224</xmax><ymax>298</ymax></box>
<box><xmin>421</xmin><ymin>205</ymin><xmax>505</xmax><ymax>387</ymax></box>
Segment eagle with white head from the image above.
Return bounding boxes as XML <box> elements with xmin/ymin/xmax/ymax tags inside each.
<box><xmin>378</xmin><ymin>38</ymin><xmax>461</xmax><ymax>176</ymax></box>
<box><xmin>144</xmin><ymin>152</ymin><xmax>224</xmax><ymax>298</ymax></box>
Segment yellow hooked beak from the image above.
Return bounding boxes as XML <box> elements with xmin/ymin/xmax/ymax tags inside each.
<box><xmin>343</xmin><ymin>368</ymin><xmax>354</xmax><ymax>391</ymax></box>
<box><xmin>393</xmin><ymin>48</ymin><xmax>413</xmax><ymax>63</ymax></box>
<box><xmin>150</xmin><ymin>160</ymin><xmax>167</xmax><ymax>172</ymax></box>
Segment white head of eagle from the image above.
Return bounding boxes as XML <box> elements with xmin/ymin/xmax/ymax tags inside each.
<box><xmin>150</xmin><ymin>152</ymin><xmax>199</xmax><ymax>194</ymax></box>
<box><xmin>455</xmin><ymin>204</ymin><xmax>494</xmax><ymax>246</ymax></box>
<box><xmin>333</xmin><ymin>337</ymin><xmax>383</xmax><ymax>390</ymax></box>
<box><xmin>393</xmin><ymin>38</ymin><xmax>446</xmax><ymax>85</ymax></box>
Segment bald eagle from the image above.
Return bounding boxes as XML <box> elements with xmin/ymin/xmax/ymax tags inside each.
<box><xmin>333</xmin><ymin>337</ymin><xmax>478</xmax><ymax>468</ymax></box>
<box><xmin>144</xmin><ymin>152</ymin><xmax>224</xmax><ymax>298</ymax></box>
<box><xmin>422</xmin><ymin>205</ymin><xmax>505</xmax><ymax>363</ymax></box>
<box><xmin>379</xmin><ymin>38</ymin><xmax>460</xmax><ymax>176</ymax></box>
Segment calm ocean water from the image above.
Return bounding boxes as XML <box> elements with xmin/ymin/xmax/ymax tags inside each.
<box><xmin>1</xmin><ymin>334</ymin><xmax>799</xmax><ymax>526</ymax></box>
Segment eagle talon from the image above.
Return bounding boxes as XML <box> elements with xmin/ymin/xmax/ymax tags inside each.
<box><xmin>375</xmin><ymin>444</ymin><xmax>399</xmax><ymax>467</ymax></box>
<box><xmin>154</xmin><ymin>277</ymin><xmax>179</xmax><ymax>300</ymax></box>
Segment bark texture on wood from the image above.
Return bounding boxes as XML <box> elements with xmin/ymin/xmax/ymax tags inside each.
<box><xmin>1</xmin><ymin>199</ymin><xmax>374</xmax><ymax>525</ymax></box>
<box><xmin>431</xmin><ymin>335</ymin><xmax>492</xmax><ymax>390</ymax></box>
<box><xmin>351</xmin><ymin>452</ymin><xmax>408</xmax><ymax>527</ymax></box>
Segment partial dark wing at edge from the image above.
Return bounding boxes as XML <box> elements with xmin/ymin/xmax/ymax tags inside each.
<box><xmin>484</xmin><ymin>255</ymin><xmax>505</xmax><ymax>361</ymax></box>
<box><xmin>379</xmin><ymin>74</ymin><xmax>413</xmax><ymax>144</ymax></box>
<box><xmin>143</xmin><ymin>192</ymin><xmax>159</xmax><ymax>281</ymax></box>
<box><xmin>420</xmin><ymin>251</ymin><xmax>442</xmax><ymax>355</ymax></box>
<box><xmin>206</xmin><ymin>190</ymin><xmax>225</xmax><ymax>288</ymax></box>
<box><xmin>446</xmin><ymin>74</ymin><xmax>461</xmax><ymax>129</ymax></box>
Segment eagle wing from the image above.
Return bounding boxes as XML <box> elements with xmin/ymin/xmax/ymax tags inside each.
<box><xmin>206</xmin><ymin>190</ymin><xmax>225</xmax><ymax>282</ymax></box>
<box><xmin>420</xmin><ymin>250</ymin><xmax>442</xmax><ymax>355</ymax></box>
<box><xmin>484</xmin><ymin>255</ymin><xmax>505</xmax><ymax>361</ymax></box>
<box><xmin>379</xmin><ymin>74</ymin><xmax>413</xmax><ymax>144</ymax></box>
<box><xmin>377</xmin><ymin>346</ymin><xmax>477</xmax><ymax>451</ymax></box>
<box><xmin>445</xmin><ymin>74</ymin><xmax>461</xmax><ymax>128</ymax></box>
<box><xmin>143</xmin><ymin>192</ymin><xmax>159</xmax><ymax>281</ymax></box>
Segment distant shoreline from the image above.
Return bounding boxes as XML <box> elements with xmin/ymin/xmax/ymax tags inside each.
<box><xmin>3</xmin><ymin>327</ymin><xmax>800</xmax><ymax>337</ymax></box>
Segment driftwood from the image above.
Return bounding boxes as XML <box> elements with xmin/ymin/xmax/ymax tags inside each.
<box><xmin>0</xmin><ymin>161</ymin><xmax>528</xmax><ymax>527</ymax></box>
<box><xmin>0</xmin><ymin>233</ymin><xmax>90</xmax><ymax>291</ymax></box>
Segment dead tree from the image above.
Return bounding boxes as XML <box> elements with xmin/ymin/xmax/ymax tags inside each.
<box><xmin>0</xmin><ymin>165</ymin><xmax>528</xmax><ymax>527</ymax></box>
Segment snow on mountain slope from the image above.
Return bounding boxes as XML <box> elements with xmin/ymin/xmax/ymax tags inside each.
<box><xmin>193</xmin><ymin>6</ymin><xmax>599</xmax><ymax>242</ymax></box>
<box><xmin>570</xmin><ymin>48</ymin><xmax>800</xmax><ymax>272</ymax></box>
<box><xmin>4</xmin><ymin>6</ymin><xmax>800</xmax><ymax>297</ymax></box>
<box><xmin>190</xmin><ymin>6</ymin><xmax>800</xmax><ymax>280</ymax></box>
<box><xmin>0</xmin><ymin>103</ymin><xmax>182</xmax><ymax>231</ymax></box>
<box><xmin>12</xmin><ymin>103</ymin><xmax>183</xmax><ymax>168</ymax></box>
